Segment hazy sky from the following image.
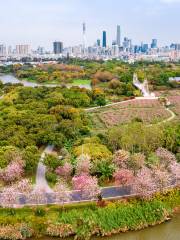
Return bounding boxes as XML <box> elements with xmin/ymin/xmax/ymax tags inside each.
<box><xmin>0</xmin><ymin>0</ymin><xmax>180</xmax><ymax>50</ymax></box>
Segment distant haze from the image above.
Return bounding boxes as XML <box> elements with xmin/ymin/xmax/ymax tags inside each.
<box><xmin>0</xmin><ymin>0</ymin><xmax>180</xmax><ymax>50</ymax></box>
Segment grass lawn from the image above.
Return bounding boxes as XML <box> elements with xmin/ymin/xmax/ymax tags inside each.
<box><xmin>72</xmin><ymin>79</ymin><xmax>91</xmax><ymax>85</ymax></box>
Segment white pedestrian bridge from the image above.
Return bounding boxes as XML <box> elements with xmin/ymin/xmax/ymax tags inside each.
<box><xmin>133</xmin><ymin>73</ymin><xmax>156</xmax><ymax>99</ymax></box>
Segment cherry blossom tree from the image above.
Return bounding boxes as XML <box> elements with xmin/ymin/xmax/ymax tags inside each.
<box><xmin>169</xmin><ymin>162</ymin><xmax>180</xmax><ymax>186</ymax></box>
<box><xmin>113</xmin><ymin>150</ymin><xmax>130</xmax><ymax>168</ymax></box>
<box><xmin>152</xmin><ymin>167</ymin><xmax>172</xmax><ymax>192</ymax></box>
<box><xmin>72</xmin><ymin>175</ymin><xmax>100</xmax><ymax>199</ymax></box>
<box><xmin>0</xmin><ymin>160</ymin><xmax>25</xmax><ymax>183</ymax></box>
<box><xmin>132</xmin><ymin>167</ymin><xmax>156</xmax><ymax>199</ymax></box>
<box><xmin>0</xmin><ymin>187</ymin><xmax>18</xmax><ymax>208</ymax></box>
<box><xmin>113</xmin><ymin>169</ymin><xmax>134</xmax><ymax>186</ymax></box>
<box><xmin>55</xmin><ymin>162</ymin><xmax>73</xmax><ymax>179</ymax></box>
<box><xmin>15</xmin><ymin>179</ymin><xmax>33</xmax><ymax>194</ymax></box>
<box><xmin>156</xmin><ymin>148</ymin><xmax>176</xmax><ymax>167</ymax></box>
<box><xmin>76</xmin><ymin>154</ymin><xmax>92</xmax><ymax>176</ymax></box>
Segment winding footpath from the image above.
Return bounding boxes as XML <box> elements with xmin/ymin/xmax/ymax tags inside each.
<box><xmin>33</xmin><ymin>145</ymin><xmax>54</xmax><ymax>193</ymax></box>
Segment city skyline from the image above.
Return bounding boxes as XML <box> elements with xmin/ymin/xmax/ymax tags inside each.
<box><xmin>0</xmin><ymin>0</ymin><xmax>180</xmax><ymax>49</ymax></box>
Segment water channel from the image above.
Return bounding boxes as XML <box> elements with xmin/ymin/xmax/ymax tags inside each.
<box><xmin>0</xmin><ymin>74</ymin><xmax>91</xmax><ymax>89</ymax></box>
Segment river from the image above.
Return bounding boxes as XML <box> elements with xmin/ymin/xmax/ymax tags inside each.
<box><xmin>0</xmin><ymin>74</ymin><xmax>91</xmax><ymax>89</ymax></box>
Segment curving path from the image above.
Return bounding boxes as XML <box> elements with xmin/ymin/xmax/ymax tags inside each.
<box><xmin>33</xmin><ymin>145</ymin><xmax>54</xmax><ymax>193</ymax></box>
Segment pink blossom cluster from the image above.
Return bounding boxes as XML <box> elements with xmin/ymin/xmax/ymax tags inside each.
<box><xmin>0</xmin><ymin>186</ymin><xmax>19</xmax><ymax>207</ymax></box>
<box><xmin>132</xmin><ymin>167</ymin><xmax>157</xmax><ymax>199</ymax></box>
<box><xmin>113</xmin><ymin>150</ymin><xmax>130</xmax><ymax>168</ymax></box>
<box><xmin>76</xmin><ymin>154</ymin><xmax>92</xmax><ymax>176</ymax></box>
<box><xmin>15</xmin><ymin>179</ymin><xmax>32</xmax><ymax>194</ymax></box>
<box><xmin>55</xmin><ymin>162</ymin><xmax>73</xmax><ymax>179</ymax></box>
<box><xmin>113</xmin><ymin>169</ymin><xmax>134</xmax><ymax>186</ymax></box>
<box><xmin>169</xmin><ymin>162</ymin><xmax>180</xmax><ymax>186</ymax></box>
<box><xmin>156</xmin><ymin>147</ymin><xmax>176</xmax><ymax>164</ymax></box>
<box><xmin>0</xmin><ymin>160</ymin><xmax>25</xmax><ymax>183</ymax></box>
<box><xmin>72</xmin><ymin>175</ymin><xmax>100</xmax><ymax>199</ymax></box>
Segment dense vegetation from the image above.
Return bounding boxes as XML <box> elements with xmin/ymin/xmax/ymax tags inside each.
<box><xmin>0</xmin><ymin>61</ymin><xmax>179</xmax><ymax>240</ymax></box>
<box><xmin>1</xmin><ymin>60</ymin><xmax>179</xmax><ymax>102</ymax></box>
<box><xmin>0</xmin><ymin>189</ymin><xmax>179</xmax><ymax>240</ymax></box>
<box><xmin>0</xmin><ymin>84</ymin><xmax>105</xmax><ymax>180</ymax></box>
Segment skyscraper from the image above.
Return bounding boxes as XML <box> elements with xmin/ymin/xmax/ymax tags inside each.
<box><xmin>53</xmin><ymin>41</ymin><xmax>63</xmax><ymax>54</ymax></box>
<box><xmin>116</xmin><ymin>25</ymin><xmax>121</xmax><ymax>47</ymax></box>
<box><xmin>0</xmin><ymin>44</ymin><xmax>6</xmax><ymax>56</ymax></box>
<box><xmin>16</xmin><ymin>45</ymin><xmax>30</xmax><ymax>55</ymax></box>
<box><xmin>97</xmin><ymin>39</ymin><xmax>101</xmax><ymax>47</ymax></box>
<box><xmin>102</xmin><ymin>31</ymin><xmax>107</xmax><ymax>48</ymax></box>
<box><xmin>151</xmin><ymin>39</ymin><xmax>158</xmax><ymax>49</ymax></box>
<box><xmin>83</xmin><ymin>22</ymin><xmax>86</xmax><ymax>49</ymax></box>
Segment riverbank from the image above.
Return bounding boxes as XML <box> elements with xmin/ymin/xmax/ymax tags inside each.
<box><xmin>0</xmin><ymin>189</ymin><xmax>179</xmax><ymax>240</ymax></box>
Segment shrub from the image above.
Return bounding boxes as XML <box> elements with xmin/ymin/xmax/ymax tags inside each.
<box><xmin>46</xmin><ymin>172</ymin><xmax>57</xmax><ymax>184</ymax></box>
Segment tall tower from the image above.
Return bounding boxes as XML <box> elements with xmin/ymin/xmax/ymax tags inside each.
<box><xmin>102</xmin><ymin>31</ymin><xmax>107</xmax><ymax>48</ymax></box>
<box><xmin>83</xmin><ymin>22</ymin><xmax>87</xmax><ymax>49</ymax></box>
<box><xmin>116</xmin><ymin>25</ymin><xmax>121</xmax><ymax>47</ymax></box>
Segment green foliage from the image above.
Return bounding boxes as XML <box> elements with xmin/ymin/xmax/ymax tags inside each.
<box><xmin>23</xmin><ymin>146</ymin><xmax>40</xmax><ymax>175</ymax></box>
<box><xmin>96</xmin><ymin>161</ymin><xmax>115</xmax><ymax>182</ymax></box>
<box><xmin>108</xmin><ymin>122</ymin><xmax>165</xmax><ymax>154</ymax></box>
<box><xmin>0</xmin><ymin>146</ymin><xmax>21</xmax><ymax>169</ymax></box>
<box><xmin>44</xmin><ymin>154</ymin><xmax>61</xmax><ymax>170</ymax></box>
<box><xmin>46</xmin><ymin>171</ymin><xmax>58</xmax><ymax>185</ymax></box>
<box><xmin>34</xmin><ymin>207</ymin><xmax>46</xmax><ymax>217</ymax></box>
<box><xmin>73</xmin><ymin>142</ymin><xmax>112</xmax><ymax>163</ymax></box>
<box><xmin>147</xmin><ymin>153</ymin><xmax>160</xmax><ymax>167</ymax></box>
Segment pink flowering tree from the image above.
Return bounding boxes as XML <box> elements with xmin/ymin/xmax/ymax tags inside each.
<box><xmin>152</xmin><ymin>167</ymin><xmax>172</xmax><ymax>192</ymax></box>
<box><xmin>15</xmin><ymin>179</ymin><xmax>33</xmax><ymax>194</ymax></box>
<box><xmin>0</xmin><ymin>186</ymin><xmax>19</xmax><ymax>208</ymax></box>
<box><xmin>76</xmin><ymin>154</ymin><xmax>92</xmax><ymax>176</ymax></box>
<box><xmin>54</xmin><ymin>182</ymin><xmax>71</xmax><ymax>204</ymax></box>
<box><xmin>72</xmin><ymin>175</ymin><xmax>100</xmax><ymax>199</ymax></box>
<box><xmin>132</xmin><ymin>167</ymin><xmax>156</xmax><ymax>199</ymax></box>
<box><xmin>113</xmin><ymin>169</ymin><xmax>134</xmax><ymax>186</ymax></box>
<box><xmin>0</xmin><ymin>160</ymin><xmax>25</xmax><ymax>183</ymax></box>
<box><xmin>113</xmin><ymin>150</ymin><xmax>130</xmax><ymax>168</ymax></box>
<box><xmin>55</xmin><ymin>162</ymin><xmax>73</xmax><ymax>180</ymax></box>
<box><xmin>156</xmin><ymin>148</ymin><xmax>176</xmax><ymax>167</ymax></box>
<box><xmin>169</xmin><ymin>162</ymin><xmax>180</xmax><ymax>186</ymax></box>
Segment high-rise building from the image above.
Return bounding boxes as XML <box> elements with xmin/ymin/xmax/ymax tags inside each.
<box><xmin>0</xmin><ymin>44</ymin><xmax>6</xmax><ymax>56</ymax></box>
<box><xmin>102</xmin><ymin>31</ymin><xmax>107</xmax><ymax>48</ymax></box>
<box><xmin>16</xmin><ymin>45</ymin><xmax>30</xmax><ymax>55</ymax></box>
<box><xmin>97</xmin><ymin>39</ymin><xmax>101</xmax><ymax>47</ymax></box>
<box><xmin>116</xmin><ymin>25</ymin><xmax>121</xmax><ymax>47</ymax></box>
<box><xmin>141</xmin><ymin>43</ymin><xmax>149</xmax><ymax>53</ymax></box>
<box><xmin>37</xmin><ymin>46</ymin><xmax>45</xmax><ymax>55</ymax></box>
<box><xmin>53</xmin><ymin>41</ymin><xmax>63</xmax><ymax>54</ymax></box>
<box><xmin>82</xmin><ymin>22</ymin><xmax>87</xmax><ymax>49</ymax></box>
<box><xmin>8</xmin><ymin>46</ymin><xmax>12</xmax><ymax>55</ymax></box>
<box><xmin>151</xmin><ymin>39</ymin><xmax>157</xmax><ymax>49</ymax></box>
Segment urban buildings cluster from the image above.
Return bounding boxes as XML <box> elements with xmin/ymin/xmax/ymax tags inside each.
<box><xmin>0</xmin><ymin>24</ymin><xmax>180</xmax><ymax>62</ymax></box>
